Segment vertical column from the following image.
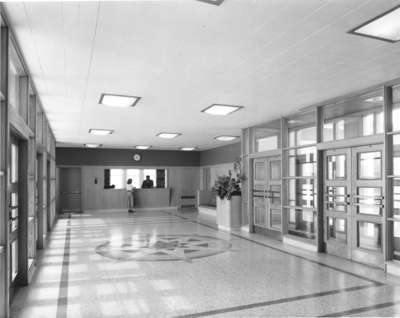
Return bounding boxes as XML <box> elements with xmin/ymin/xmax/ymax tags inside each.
<box><xmin>384</xmin><ymin>85</ymin><xmax>393</xmax><ymax>262</ymax></box>
<box><xmin>0</xmin><ymin>25</ymin><xmax>9</xmax><ymax>318</ymax></box>
<box><xmin>316</xmin><ymin>106</ymin><xmax>324</xmax><ymax>252</ymax></box>
<box><xmin>281</xmin><ymin>117</ymin><xmax>288</xmax><ymax>235</ymax></box>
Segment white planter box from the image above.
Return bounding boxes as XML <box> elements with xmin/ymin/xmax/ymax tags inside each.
<box><xmin>216</xmin><ymin>196</ymin><xmax>241</xmax><ymax>231</ymax></box>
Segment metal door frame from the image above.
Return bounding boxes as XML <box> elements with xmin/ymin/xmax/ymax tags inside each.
<box><xmin>323</xmin><ymin>143</ymin><xmax>385</xmax><ymax>267</ymax></box>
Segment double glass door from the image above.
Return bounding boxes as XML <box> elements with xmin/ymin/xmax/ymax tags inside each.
<box><xmin>253</xmin><ymin>157</ymin><xmax>281</xmax><ymax>234</ymax></box>
<box><xmin>9</xmin><ymin>137</ymin><xmax>19</xmax><ymax>287</ymax></box>
<box><xmin>324</xmin><ymin>144</ymin><xmax>384</xmax><ymax>267</ymax></box>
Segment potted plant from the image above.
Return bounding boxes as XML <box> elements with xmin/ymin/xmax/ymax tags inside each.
<box><xmin>212</xmin><ymin>170</ymin><xmax>242</xmax><ymax>231</ymax></box>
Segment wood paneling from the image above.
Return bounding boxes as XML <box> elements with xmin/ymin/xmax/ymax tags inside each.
<box><xmin>70</xmin><ymin>166</ymin><xmax>200</xmax><ymax>211</ymax></box>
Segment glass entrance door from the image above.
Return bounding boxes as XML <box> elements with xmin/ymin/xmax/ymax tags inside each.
<box><xmin>324</xmin><ymin>144</ymin><xmax>384</xmax><ymax>267</ymax></box>
<box><xmin>9</xmin><ymin>137</ymin><xmax>19</xmax><ymax>288</ymax></box>
<box><xmin>253</xmin><ymin>157</ymin><xmax>281</xmax><ymax>234</ymax></box>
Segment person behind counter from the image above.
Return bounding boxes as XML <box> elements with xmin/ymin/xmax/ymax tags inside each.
<box><xmin>141</xmin><ymin>175</ymin><xmax>154</xmax><ymax>188</ymax></box>
<box><xmin>126</xmin><ymin>178</ymin><xmax>135</xmax><ymax>213</ymax></box>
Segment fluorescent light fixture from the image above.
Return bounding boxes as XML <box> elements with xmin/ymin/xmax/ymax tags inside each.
<box><xmin>215</xmin><ymin>135</ymin><xmax>238</xmax><ymax>141</ymax></box>
<box><xmin>365</xmin><ymin>96</ymin><xmax>384</xmax><ymax>103</ymax></box>
<box><xmin>349</xmin><ymin>5</ymin><xmax>400</xmax><ymax>42</ymax></box>
<box><xmin>99</xmin><ymin>93</ymin><xmax>141</xmax><ymax>108</ymax></box>
<box><xmin>84</xmin><ymin>143</ymin><xmax>102</xmax><ymax>148</ymax></box>
<box><xmin>156</xmin><ymin>132</ymin><xmax>182</xmax><ymax>139</ymax></box>
<box><xmin>135</xmin><ymin>145</ymin><xmax>151</xmax><ymax>150</ymax></box>
<box><xmin>202</xmin><ymin>104</ymin><xmax>243</xmax><ymax>116</ymax></box>
<box><xmin>197</xmin><ymin>0</ymin><xmax>224</xmax><ymax>5</ymax></box>
<box><xmin>181</xmin><ymin>147</ymin><xmax>196</xmax><ymax>151</ymax></box>
<box><xmin>89</xmin><ymin>129</ymin><xmax>114</xmax><ymax>136</ymax></box>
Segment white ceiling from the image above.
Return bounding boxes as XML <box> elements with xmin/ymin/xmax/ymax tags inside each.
<box><xmin>4</xmin><ymin>0</ymin><xmax>400</xmax><ymax>150</ymax></box>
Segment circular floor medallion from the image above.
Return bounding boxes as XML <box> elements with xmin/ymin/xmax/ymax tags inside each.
<box><xmin>95</xmin><ymin>234</ymin><xmax>231</xmax><ymax>262</ymax></box>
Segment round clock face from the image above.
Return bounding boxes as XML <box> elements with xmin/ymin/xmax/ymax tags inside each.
<box><xmin>133</xmin><ymin>154</ymin><xmax>141</xmax><ymax>161</ymax></box>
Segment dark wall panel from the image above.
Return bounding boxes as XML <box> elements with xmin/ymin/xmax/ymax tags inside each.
<box><xmin>56</xmin><ymin>148</ymin><xmax>200</xmax><ymax>167</ymax></box>
<box><xmin>199</xmin><ymin>142</ymin><xmax>241</xmax><ymax>166</ymax></box>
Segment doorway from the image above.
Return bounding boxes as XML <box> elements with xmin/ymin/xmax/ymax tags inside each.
<box><xmin>59</xmin><ymin>167</ymin><xmax>82</xmax><ymax>213</ymax></box>
<box><xmin>323</xmin><ymin>144</ymin><xmax>385</xmax><ymax>267</ymax></box>
<box><xmin>252</xmin><ymin>156</ymin><xmax>281</xmax><ymax>237</ymax></box>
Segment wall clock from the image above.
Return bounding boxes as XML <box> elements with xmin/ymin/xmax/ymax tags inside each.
<box><xmin>133</xmin><ymin>153</ymin><xmax>141</xmax><ymax>161</ymax></box>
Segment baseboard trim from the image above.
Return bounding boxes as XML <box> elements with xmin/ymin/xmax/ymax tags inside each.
<box><xmin>283</xmin><ymin>235</ymin><xmax>318</xmax><ymax>252</ymax></box>
<box><xmin>83</xmin><ymin>207</ymin><xmax>178</xmax><ymax>213</ymax></box>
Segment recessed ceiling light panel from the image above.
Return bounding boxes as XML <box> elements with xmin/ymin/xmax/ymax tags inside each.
<box><xmin>89</xmin><ymin>129</ymin><xmax>114</xmax><ymax>136</ymax></box>
<box><xmin>202</xmin><ymin>104</ymin><xmax>244</xmax><ymax>116</ymax></box>
<box><xmin>85</xmin><ymin>143</ymin><xmax>102</xmax><ymax>148</ymax></box>
<box><xmin>135</xmin><ymin>145</ymin><xmax>151</xmax><ymax>150</ymax></box>
<box><xmin>215</xmin><ymin>135</ymin><xmax>238</xmax><ymax>141</ymax></box>
<box><xmin>156</xmin><ymin>132</ymin><xmax>182</xmax><ymax>139</ymax></box>
<box><xmin>181</xmin><ymin>147</ymin><xmax>196</xmax><ymax>151</ymax></box>
<box><xmin>99</xmin><ymin>93</ymin><xmax>141</xmax><ymax>108</ymax></box>
<box><xmin>196</xmin><ymin>0</ymin><xmax>224</xmax><ymax>6</ymax></box>
<box><xmin>349</xmin><ymin>5</ymin><xmax>400</xmax><ymax>42</ymax></box>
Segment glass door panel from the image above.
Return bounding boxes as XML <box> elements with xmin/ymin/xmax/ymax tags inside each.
<box><xmin>323</xmin><ymin>148</ymin><xmax>351</xmax><ymax>259</ymax></box>
<box><xmin>351</xmin><ymin>144</ymin><xmax>384</xmax><ymax>267</ymax></box>
<box><xmin>253</xmin><ymin>157</ymin><xmax>282</xmax><ymax>234</ymax></box>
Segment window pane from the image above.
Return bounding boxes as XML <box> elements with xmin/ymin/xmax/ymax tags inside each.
<box><xmin>393</xmin><ymin>104</ymin><xmax>400</xmax><ymax>132</ymax></box>
<box><xmin>328</xmin><ymin>217</ymin><xmax>347</xmax><ymax>242</ymax></box>
<box><xmin>11</xmin><ymin>143</ymin><xmax>18</xmax><ymax>183</ymax></box>
<box><xmin>289</xmin><ymin>131</ymin><xmax>295</xmax><ymax>148</ymax></box>
<box><xmin>393</xmin><ymin>221</ymin><xmax>400</xmax><ymax>260</ymax></box>
<box><xmin>358</xmin><ymin>222</ymin><xmax>381</xmax><ymax>251</ymax></box>
<box><xmin>362</xmin><ymin>113</ymin><xmax>374</xmax><ymax>136</ymax></box>
<box><xmin>11</xmin><ymin>240</ymin><xmax>18</xmax><ymax>282</ymax></box>
<box><xmin>256</xmin><ymin>135</ymin><xmax>278</xmax><ymax>152</ymax></box>
<box><xmin>288</xmin><ymin>179</ymin><xmax>315</xmax><ymax>208</ymax></box>
<box><xmin>288</xmin><ymin>147</ymin><xmax>316</xmax><ymax>178</ymax></box>
<box><xmin>376</xmin><ymin>112</ymin><xmax>384</xmax><ymax>134</ymax></box>
<box><xmin>126</xmin><ymin>169</ymin><xmax>140</xmax><ymax>188</ymax></box>
<box><xmin>270</xmin><ymin>160</ymin><xmax>281</xmax><ymax>180</ymax></box>
<box><xmin>357</xmin><ymin>187</ymin><xmax>382</xmax><ymax>216</ymax></box>
<box><xmin>323</xmin><ymin>122</ymin><xmax>334</xmax><ymax>142</ymax></box>
<box><xmin>326</xmin><ymin>186</ymin><xmax>346</xmax><ymax>212</ymax></box>
<box><xmin>394</xmin><ymin>179</ymin><xmax>400</xmax><ymax>217</ymax></box>
<box><xmin>269</xmin><ymin>185</ymin><xmax>281</xmax><ymax>205</ymax></box>
<box><xmin>254</xmin><ymin>161</ymin><xmax>267</xmax><ymax>181</ymax></box>
<box><xmin>358</xmin><ymin>151</ymin><xmax>381</xmax><ymax>180</ymax></box>
<box><xmin>270</xmin><ymin>209</ymin><xmax>281</xmax><ymax>230</ymax></box>
<box><xmin>288</xmin><ymin>208</ymin><xmax>316</xmax><ymax>239</ymax></box>
<box><xmin>110</xmin><ymin>169</ymin><xmax>124</xmax><ymax>189</ymax></box>
<box><xmin>143</xmin><ymin>169</ymin><xmax>156</xmax><ymax>187</ymax></box>
<box><xmin>394</xmin><ymin>134</ymin><xmax>400</xmax><ymax>176</ymax></box>
<box><xmin>296</xmin><ymin>126</ymin><xmax>316</xmax><ymax>146</ymax></box>
<box><xmin>335</xmin><ymin>120</ymin><xmax>344</xmax><ymax>140</ymax></box>
<box><xmin>327</xmin><ymin>155</ymin><xmax>346</xmax><ymax>180</ymax></box>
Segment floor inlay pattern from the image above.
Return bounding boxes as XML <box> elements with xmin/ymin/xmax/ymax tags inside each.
<box><xmin>95</xmin><ymin>234</ymin><xmax>231</xmax><ymax>262</ymax></box>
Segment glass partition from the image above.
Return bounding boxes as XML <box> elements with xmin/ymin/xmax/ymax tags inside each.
<box><xmin>322</xmin><ymin>91</ymin><xmax>384</xmax><ymax>142</ymax></box>
<box><xmin>390</xmin><ymin>85</ymin><xmax>400</xmax><ymax>260</ymax></box>
<box><xmin>284</xmin><ymin>110</ymin><xmax>317</xmax><ymax>240</ymax></box>
<box><xmin>253</xmin><ymin>119</ymin><xmax>281</xmax><ymax>153</ymax></box>
<box><xmin>8</xmin><ymin>41</ymin><xmax>26</xmax><ymax>112</ymax></box>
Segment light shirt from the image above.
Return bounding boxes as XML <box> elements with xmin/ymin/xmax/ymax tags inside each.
<box><xmin>126</xmin><ymin>184</ymin><xmax>133</xmax><ymax>192</ymax></box>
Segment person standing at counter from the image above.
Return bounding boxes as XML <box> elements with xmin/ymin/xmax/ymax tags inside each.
<box><xmin>141</xmin><ymin>175</ymin><xmax>154</xmax><ymax>188</ymax></box>
<box><xmin>126</xmin><ymin>178</ymin><xmax>135</xmax><ymax>213</ymax></box>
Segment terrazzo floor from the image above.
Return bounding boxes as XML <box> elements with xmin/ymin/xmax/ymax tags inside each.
<box><xmin>10</xmin><ymin>210</ymin><xmax>400</xmax><ymax>317</ymax></box>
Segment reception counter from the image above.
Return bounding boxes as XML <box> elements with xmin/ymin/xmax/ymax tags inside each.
<box><xmin>133</xmin><ymin>188</ymin><xmax>171</xmax><ymax>209</ymax></box>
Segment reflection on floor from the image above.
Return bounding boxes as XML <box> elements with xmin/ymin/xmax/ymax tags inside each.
<box><xmin>10</xmin><ymin>210</ymin><xmax>400</xmax><ymax>317</ymax></box>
